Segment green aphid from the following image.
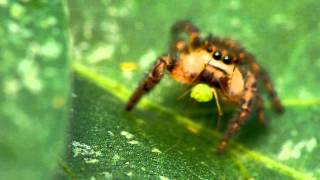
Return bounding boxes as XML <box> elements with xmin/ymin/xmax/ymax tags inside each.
<box><xmin>190</xmin><ymin>83</ymin><xmax>213</xmax><ymax>102</ymax></box>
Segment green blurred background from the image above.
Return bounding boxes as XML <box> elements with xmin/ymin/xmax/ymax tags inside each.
<box><xmin>1</xmin><ymin>0</ymin><xmax>320</xmax><ymax>179</ymax></box>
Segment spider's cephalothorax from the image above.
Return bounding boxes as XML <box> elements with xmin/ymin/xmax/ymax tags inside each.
<box><xmin>126</xmin><ymin>21</ymin><xmax>284</xmax><ymax>153</ymax></box>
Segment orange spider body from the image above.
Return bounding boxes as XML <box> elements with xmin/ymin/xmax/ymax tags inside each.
<box><xmin>126</xmin><ymin>21</ymin><xmax>284</xmax><ymax>152</ymax></box>
<box><xmin>171</xmin><ymin>48</ymin><xmax>245</xmax><ymax>103</ymax></box>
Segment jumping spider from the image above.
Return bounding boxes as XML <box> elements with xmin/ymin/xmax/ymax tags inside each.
<box><xmin>126</xmin><ymin>21</ymin><xmax>284</xmax><ymax>153</ymax></box>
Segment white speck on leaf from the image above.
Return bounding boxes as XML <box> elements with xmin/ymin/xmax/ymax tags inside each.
<box><xmin>106</xmin><ymin>1</ymin><xmax>134</xmax><ymax>18</ymax></box>
<box><xmin>3</xmin><ymin>78</ymin><xmax>21</xmax><ymax>96</ymax></box>
<box><xmin>112</xmin><ymin>154</ymin><xmax>120</xmax><ymax>161</ymax></box>
<box><xmin>39</xmin><ymin>16</ymin><xmax>57</xmax><ymax>28</ymax></box>
<box><xmin>87</xmin><ymin>45</ymin><xmax>115</xmax><ymax>64</ymax></box>
<box><xmin>278</xmin><ymin>138</ymin><xmax>318</xmax><ymax>161</ymax></box>
<box><xmin>200</xmin><ymin>161</ymin><xmax>207</xmax><ymax>166</ymax></box>
<box><xmin>128</xmin><ymin>140</ymin><xmax>139</xmax><ymax>145</ymax></box>
<box><xmin>101</xmin><ymin>21</ymin><xmax>121</xmax><ymax>43</ymax></box>
<box><xmin>230</xmin><ymin>17</ymin><xmax>241</xmax><ymax>27</ymax></box>
<box><xmin>120</xmin><ymin>131</ymin><xmax>134</xmax><ymax>139</ymax></box>
<box><xmin>107</xmin><ymin>6</ymin><xmax>125</xmax><ymax>17</ymax></box>
<box><xmin>72</xmin><ymin>141</ymin><xmax>102</xmax><ymax>164</ymax></box>
<box><xmin>107</xmin><ymin>131</ymin><xmax>114</xmax><ymax>136</ymax></box>
<box><xmin>151</xmin><ymin>148</ymin><xmax>162</xmax><ymax>154</ymax></box>
<box><xmin>101</xmin><ymin>21</ymin><xmax>119</xmax><ymax>34</ymax></box>
<box><xmin>270</xmin><ymin>13</ymin><xmax>295</xmax><ymax>30</ymax></box>
<box><xmin>40</xmin><ymin>39</ymin><xmax>62</xmax><ymax>59</ymax></box>
<box><xmin>298</xmin><ymin>88</ymin><xmax>313</xmax><ymax>99</ymax></box>
<box><xmin>306</xmin><ymin>138</ymin><xmax>317</xmax><ymax>152</ymax></box>
<box><xmin>95</xmin><ymin>151</ymin><xmax>102</xmax><ymax>156</ymax></box>
<box><xmin>18</xmin><ymin>59</ymin><xmax>43</xmax><ymax>93</ymax></box>
<box><xmin>229</xmin><ymin>0</ymin><xmax>240</xmax><ymax>10</ymax></box>
<box><xmin>102</xmin><ymin>172</ymin><xmax>113</xmax><ymax>179</ymax></box>
<box><xmin>84</xmin><ymin>158</ymin><xmax>99</xmax><ymax>164</ymax></box>
<box><xmin>127</xmin><ymin>171</ymin><xmax>133</xmax><ymax>177</ymax></box>
<box><xmin>71</xmin><ymin>93</ymin><xmax>78</xmax><ymax>98</ymax></box>
<box><xmin>10</xmin><ymin>3</ymin><xmax>25</xmax><ymax>19</ymax></box>
<box><xmin>8</xmin><ymin>21</ymin><xmax>20</xmax><ymax>34</ymax></box>
<box><xmin>159</xmin><ymin>175</ymin><xmax>170</xmax><ymax>180</ymax></box>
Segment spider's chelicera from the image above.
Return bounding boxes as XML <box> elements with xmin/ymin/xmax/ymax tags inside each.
<box><xmin>126</xmin><ymin>21</ymin><xmax>284</xmax><ymax>153</ymax></box>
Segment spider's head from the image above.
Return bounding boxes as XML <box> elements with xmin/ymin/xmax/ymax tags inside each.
<box><xmin>204</xmin><ymin>46</ymin><xmax>239</xmax><ymax>76</ymax></box>
<box><xmin>203</xmin><ymin>45</ymin><xmax>245</xmax><ymax>96</ymax></box>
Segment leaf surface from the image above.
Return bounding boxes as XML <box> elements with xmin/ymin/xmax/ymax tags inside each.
<box><xmin>0</xmin><ymin>1</ymin><xmax>70</xmax><ymax>179</ymax></box>
<box><xmin>64</xmin><ymin>0</ymin><xmax>320</xmax><ymax>179</ymax></box>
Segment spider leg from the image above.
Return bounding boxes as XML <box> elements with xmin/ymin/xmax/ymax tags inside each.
<box><xmin>170</xmin><ymin>20</ymin><xmax>202</xmax><ymax>49</ymax></box>
<box><xmin>244</xmin><ymin>54</ymin><xmax>284</xmax><ymax>114</ymax></box>
<box><xmin>259</xmin><ymin>68</ymin><xmax>284</xmax><ymax>113</ymax></box>
<box><xmin>256</xmin><ymin>93</ymin><xmax>266</xmax><ymax>126</ymax></box>
<box><xmin>218</xmin><ymin>72</ymin><xmax>257</xmax><ymax>153</ymax></box>
<box><xmin>126</xmin><ymin>55</ymin><xmax>173</xmax><ymax>111</ymax></box>
<box><xmin>170</xmin><ymin>39</ymin><xmax>188</xmax><ymax>54</ymax></box>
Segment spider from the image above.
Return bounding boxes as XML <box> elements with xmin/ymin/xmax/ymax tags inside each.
<box><xmin>126</xmin><ymin>21</ymin><xmax>284</xmax><ymax>153</ymax></box>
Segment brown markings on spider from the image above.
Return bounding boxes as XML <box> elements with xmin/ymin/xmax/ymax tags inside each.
<box><xmin>125</xmin><ymin>21</ymin><xmax>284</xmax><ymax>153</ymax></box>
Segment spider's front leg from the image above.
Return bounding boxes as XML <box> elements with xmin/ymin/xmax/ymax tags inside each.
<box><xmin>126</xmin><ymin>55</ymin><xmax>173</xmax><ymax>111</ymax></box>
<box><xmin>170</xmin><ymin>20</ymin><xmax>202</xmax><ymax>53</ymax></box>
<box><xmin>171</xmin><ymin>20</ymin><xmax>200</xmax><ymax>42</ymax></box>
<box><xmin>218</xmin><ymin>72</ymin><xmax>257</xmax><ymax>153</ymax></box>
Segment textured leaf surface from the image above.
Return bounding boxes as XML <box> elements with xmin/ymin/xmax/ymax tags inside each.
<box><xmin>0</xmin><ymin>1</ymin><xmax>70</xmax><ymax>179</ymax></box>
<box><xmin>64</xmin><ymin>0</ymin><xmax>320</xmax><ymax>179</ymax></box>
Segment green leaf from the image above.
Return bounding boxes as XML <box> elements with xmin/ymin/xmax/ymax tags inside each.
<box><xmin>69</xmin><ymin>63</ymin><xmax>318</xmax><ymax>179</ymax></box>
<box><xmin>5</xmin><ymin>0</ymin><xmax>315</xmax><ymax>179</ymax></box>
<box><xmin>64</xmin><ymin>0</ymin><xmax>320</xmax><ymax>179</ymax></box>
<box><xmin>0</xmin><ymin>1</ymin><xmax>70</xmax><ymax>179</ymax></box>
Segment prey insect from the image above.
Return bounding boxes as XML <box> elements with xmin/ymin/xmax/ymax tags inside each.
<box><xmin>126</xmin><ymin>21</ymin><xmax>284</xmax><ymax>153</ymax></box>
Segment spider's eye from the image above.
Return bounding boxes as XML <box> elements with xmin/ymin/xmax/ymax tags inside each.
<box><xmin>213</xmin><ymin>50</ymin><xmax>222</xmax><ymax>60</ymax></box>
<box><xmin>223</xmin><ymin>55</ymin><xmax>232</xmax><ymax>64</ymax></box>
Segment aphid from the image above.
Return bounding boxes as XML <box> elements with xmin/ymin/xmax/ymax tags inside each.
<box><xmin>126</xmin><ymin>21</ymin><xmax>284</xmax><ymax>153</ymax></box>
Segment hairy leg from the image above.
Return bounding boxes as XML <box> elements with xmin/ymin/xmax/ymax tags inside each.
<box><xmin>256</xmin><ymin>93</ymin><xmax>266</xmax><ymax>125</ymax></box>
<box><xmin>259</xmin><ymin>68</ymin><xmax>284</xmax><ymax>113</ymax></box>
<box><xmin>170</xmin><ymin>39</ymin><xmax>188</xmax><ymax>54</ymax></box>
<box><xmin>170</xmin><ymin>20</ymin><xmax>202</xmax><ymax>51</ymax></box>
<box><xmin>126</xmin><ymin>55</ymin><xmax>173</xmax><ymax>110</ymax></box>
<box><xmin>245</xmin><ymin>54</ymin><xmax>284</xmax><ymax>114</ymax></box>
<box><xmin>218</xmin><ymin>72</ymin><xmax>257</xmax><ymax>153</ymax></box>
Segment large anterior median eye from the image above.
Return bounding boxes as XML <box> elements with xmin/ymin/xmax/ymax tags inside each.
<box><xmin>213</xmin><ymin>50</ymin><xmax>222</xmax><ymax>60</ymax></box>
<box><xmin>223</xmin><ymin>55</ymin><xmax>232</xmax><ymax>64</ymax></box>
